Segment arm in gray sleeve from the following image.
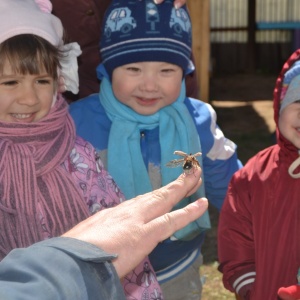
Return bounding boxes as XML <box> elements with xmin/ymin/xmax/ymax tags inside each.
<box><xmin>0</xmin><ymin>237</ymin><xmax>125</xmax><ymax>300</ymax></box>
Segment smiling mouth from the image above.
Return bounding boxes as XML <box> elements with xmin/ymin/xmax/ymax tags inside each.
<box><xmin>11</xmin><ymin>113</ymin><xmax>33</xmax><ymax>119</ymax></box>
<box><xmin>137</xmin><ymin>97</ymin><xmax>159</xmax><ymax>105</ymax></box>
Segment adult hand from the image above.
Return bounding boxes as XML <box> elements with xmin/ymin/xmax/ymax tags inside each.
<box><xmin>155</xmin><ymin>0</ymin><xmax>187</xmax><ymax>9</ymax></box>
<box><xmin>63</xmin><ymin>168</ymin><xmax>208</xmax><ymax>278</ymax></box>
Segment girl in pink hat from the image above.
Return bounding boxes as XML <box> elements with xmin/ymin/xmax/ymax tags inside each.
<box><xmin>0</xmin><ymin>0</ymin><xmax>162</xmax><ymax>299</ymax></box>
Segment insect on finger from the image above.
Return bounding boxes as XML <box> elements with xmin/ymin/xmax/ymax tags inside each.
<box><xmin>166</xmin><ymin>151</ymin><xmax>202</xmax><ymax>175</ymax></box>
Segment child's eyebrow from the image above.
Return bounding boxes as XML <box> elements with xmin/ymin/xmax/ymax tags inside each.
<box><xmin>0</xmin><ymin>74</ymin><xmax>19</xmax><ymax>78</ymax></box>
<box><xmin>0</xmin><ymin>73</ymin><xmax>52</xmax><ymax>79</ymax></box>
<box><xmin>36</xmin><ymin>73</ymin><xmax>52</xmax><ymax>77</ymax></box>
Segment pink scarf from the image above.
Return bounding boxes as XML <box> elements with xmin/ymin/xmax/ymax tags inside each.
<box><xmin>0</xmin><ymin>95</ymin><xmax>89</xmax><ymax>259</ymax></box>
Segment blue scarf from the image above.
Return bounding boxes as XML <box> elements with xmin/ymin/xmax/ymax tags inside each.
<box><xmin>98</xmin><ymin>65</ymin><xmax>210</xmax><ymax>240</ymax></box>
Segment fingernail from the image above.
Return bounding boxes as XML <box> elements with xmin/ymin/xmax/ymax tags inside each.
<box><xmin>196</xmin><ymin>198</ymin><xmax>208</xmax><ymax>208</ymax></box>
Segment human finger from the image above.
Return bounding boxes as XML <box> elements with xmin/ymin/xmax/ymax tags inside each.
<box><xmin>144</xmin><ymin>197</ymin><xmax>208</xmax><ymax>242</ymax></box>
<box><xmin>173</xmin><ymin>0</ymin><xmax>187</xmax><ymax>9</ymax></box>
<box><xmin>114</xmin><ymin>197</ymin><xmax>208</xmax><ymax>277</ymax></box>
<box><xmin>134</xmin><ymin>167</ymin><xmax>202</xmax><ymax>223</ymax></box>
<box><xmin>153</xmin><ymin>0</ymin><xmax>187</xmax><ymax>8</ymax></box>
<box><xmin>62</xmin><ymin>167</ymin><xmax>203</xmax><ymax>277</ymax></box>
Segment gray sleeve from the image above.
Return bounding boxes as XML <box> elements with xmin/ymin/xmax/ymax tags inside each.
<box><xmin>0</xmin><ymin>237</ymin><xmax>125</xmax><ymax>300</ymax></box>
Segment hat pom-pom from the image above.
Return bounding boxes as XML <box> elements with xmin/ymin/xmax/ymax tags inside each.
<box><xmin>34</xmin><ymin>0</ymin><xmax>52</xmax><ymax>13</ymax></box>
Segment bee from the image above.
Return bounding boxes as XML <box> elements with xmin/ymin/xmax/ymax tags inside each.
<box><xmin>166</xmin><ymin>151</ymin><xmax>202</xmax><ymax>174</ymax></box>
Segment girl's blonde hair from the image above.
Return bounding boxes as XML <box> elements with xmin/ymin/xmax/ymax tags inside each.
<box><xmin>0</xmin><ymin>34</ymin><xmax>61</xmax><ymax>80</ymax></box>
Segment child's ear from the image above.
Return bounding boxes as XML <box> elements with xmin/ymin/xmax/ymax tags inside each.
<box><xmin>57</xmin><ymin>76</ymin><xmax>66</xmax><ymax>93</ymax></box>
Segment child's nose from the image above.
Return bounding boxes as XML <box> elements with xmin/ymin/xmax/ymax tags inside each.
<box><xmin>17</xmin><ymin>87</ymin><xmax>39</xmax><ymax>106</ymax></box>
<box><xmin>140</xmin><ymin>76</ymin><xmax>159</xmax><ymax>92</ymax></box>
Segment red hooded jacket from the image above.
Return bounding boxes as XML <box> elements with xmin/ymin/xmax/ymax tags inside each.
<box><xmin>218</xmin><ymin>49</ymin><xmax>300</xmax><ymax>300</ymax></box>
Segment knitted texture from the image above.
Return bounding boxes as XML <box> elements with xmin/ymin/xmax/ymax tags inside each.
<box><xmin>0</xmin><ymin>96</ymin><xmax>89</xmax><ymax>259</ymax></box>
<box><xmin>100</xmin><ymin>0</ymin><xmax>193</xmax><ymax>77</ymax></box>
<box><xmin>0</xmin><ymin>0</ymin><xmax>63</xmax><ymax>47</ymax></box>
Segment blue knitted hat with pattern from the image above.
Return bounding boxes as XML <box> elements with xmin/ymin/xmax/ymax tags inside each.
<box><xmin>100</xmin><ymin>0</ymin><xmax>193</xmax><ymax>77</ymax></box>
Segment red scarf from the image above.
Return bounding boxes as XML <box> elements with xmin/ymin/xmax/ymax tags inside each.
<box><xmin>0</xmin><ymin>95</ymin><xmax>89</xmax><ymax>259</ymax></box>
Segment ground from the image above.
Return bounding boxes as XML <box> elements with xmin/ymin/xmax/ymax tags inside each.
<box><xmin>200</xmin><ymin>73</ymin><xmax>277</xmax><ymax>299</ymax></box>
<box><xmin>210</xmin><ymin>73</ymin><xmax>277</xmax><ymax>102</ymax></box>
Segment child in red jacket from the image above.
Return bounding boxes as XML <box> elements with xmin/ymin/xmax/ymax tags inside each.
<box><xmin>218</xmin><ymin>49</ymin><xmax>300</xmax><ymax>300</ymax></box>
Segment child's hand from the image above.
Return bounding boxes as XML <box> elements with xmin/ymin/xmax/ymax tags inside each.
<box><xmin>154</xmin><ymin>0</ymin><xmax>187</xmax><ymax>9</ymax></box>
<box><xmin>278</xmin><ymin>285</ymin><xmax>300</xmax><ymax>300</ymax></box>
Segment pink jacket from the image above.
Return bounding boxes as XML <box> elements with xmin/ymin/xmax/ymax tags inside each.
<box><xmin>62</xmin><ymin>136</ymin><xmax>163</xmax><ymax>299</ymax></box>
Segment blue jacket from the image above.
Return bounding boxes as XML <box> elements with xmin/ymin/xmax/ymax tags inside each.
<box><xmin>0</xmin><ymin>237</ymin><xmax>125</xmax><ymax>300</ymax></box>
<box><xmin>70</xmin><ymin>94</ymin><xmax>242</xmax><ymax>282</ymax></box>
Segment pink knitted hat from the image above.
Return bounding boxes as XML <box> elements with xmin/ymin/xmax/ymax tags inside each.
<box><xmin>0</xmin><ymin>0</ymin><xmax>63</xmax><ymax>47</ymax></box>
<box><xmin>0</xmin><ymin>0</ymin><xmax>82</xmax><ymax>94</ymax></box>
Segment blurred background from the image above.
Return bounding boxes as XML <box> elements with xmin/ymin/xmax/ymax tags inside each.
<box><xmin>188</xmin><ymin>0</ymin><xmax>300</xmax><ymax>103</ymax></box>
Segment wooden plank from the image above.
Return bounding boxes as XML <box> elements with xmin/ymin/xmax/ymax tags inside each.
<box><xmin>187</xmin><ymin>0</ymin><xmax>210</xmax><ymax>102</ymax></box>
<box><xmin>257</xmin><ymin>21</ymin><xmax>300</xmax><ymax>30</ymax></box>
<box><xmin>247</xmin><ymin>0</ymin><xmax>256</xmax><ymax>72</ymax></box>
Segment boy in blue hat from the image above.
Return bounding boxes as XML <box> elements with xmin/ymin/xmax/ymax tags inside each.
<box><xmin>70</xmin><ymin>0</ymin><xmax>242</xmax><ymax>299</ymax></box>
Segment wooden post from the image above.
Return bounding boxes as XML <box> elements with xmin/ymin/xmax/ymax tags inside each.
<box><xmin>247</xmin><ymin>0</ymin><xmax>256</xmax><ymax>72</ymax></box>
<box><xmin>187</xmin><ymin>0</ymin><xmax>210</xmax><ymax>102</ymax></box>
